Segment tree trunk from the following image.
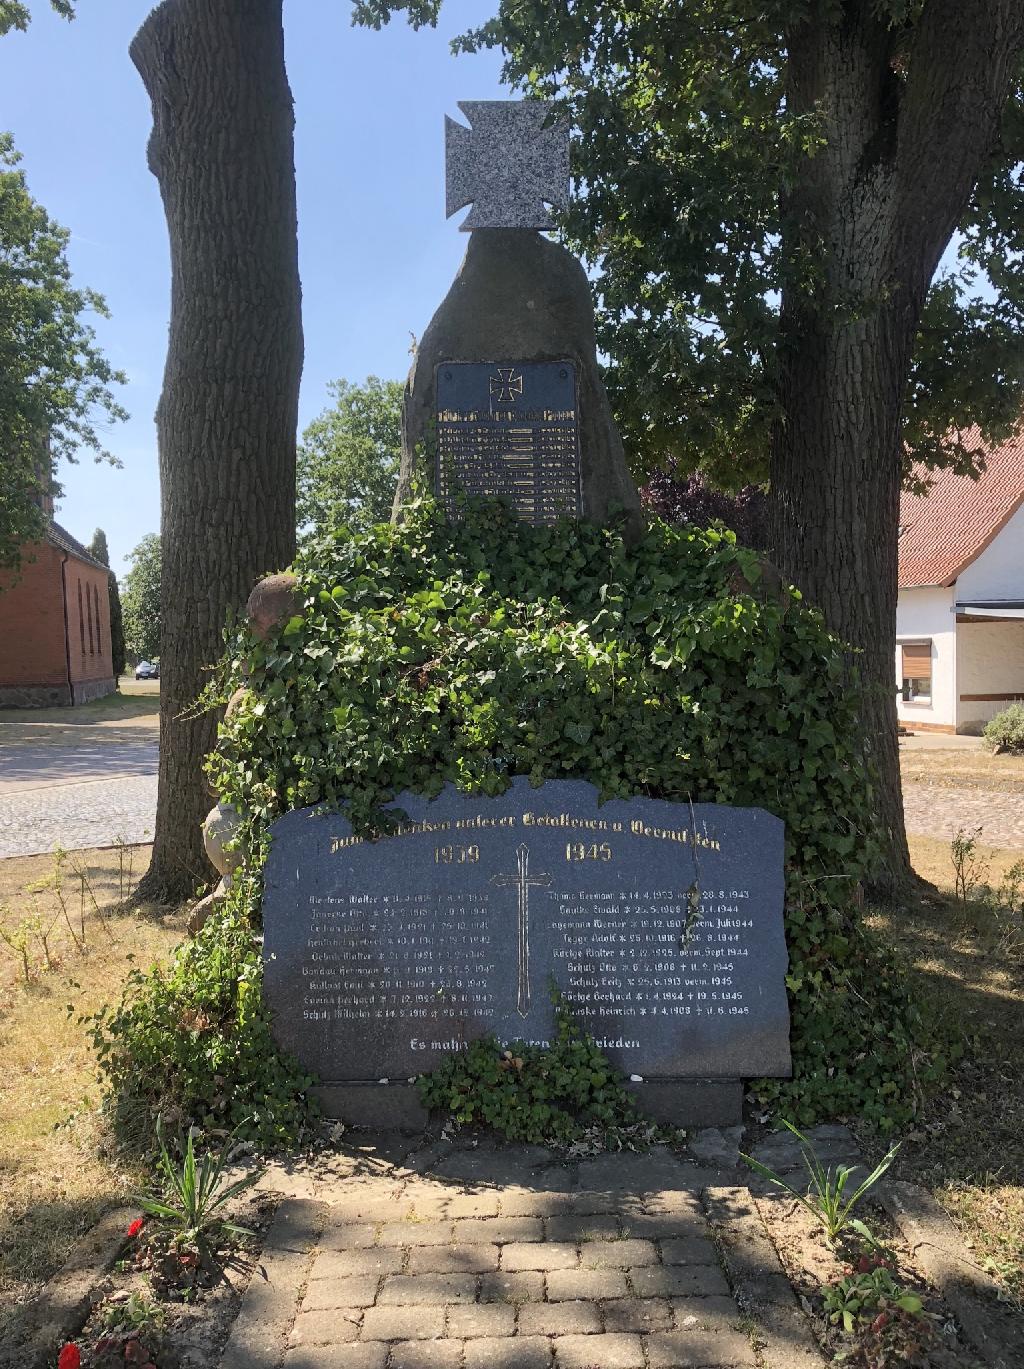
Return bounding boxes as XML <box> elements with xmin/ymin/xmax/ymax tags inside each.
<box><xmin>131</xmin><ymin>0</ymin><xmax>303</xmax><ymax>902</ymax></box>
<box><xmin>770</xmin><ymin>1</ymin><xmax>1024</xmax><ymax>895</ymax></box>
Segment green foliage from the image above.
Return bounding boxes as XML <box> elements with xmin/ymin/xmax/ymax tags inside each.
<box><xmin>740</xmin><ymin>1121</ymin><xmax>900</xmax><ymax>1247</ymax></box>
<box><xmin>88</xmin><ymin>527</ymin><xmax>127</xmax><ymax>677</ymax></box>
<box><xmin>822</xmin><ymin>1262</ymin><xmax>923</xmax><ymax>1334</ymax></box>
<box><xmin>297</xmin><ymin>376</ymin><xmax>403</xmax><ymax>539</ymax></box>
<box><xmin>203</xmin><ymin>500</ymin><xmax>938</xmax><ymax>1127</ymax></box>
<box><xmin>0</xmin><ymin>132</ymin><xmax>126</xmax><ymax>570</ymax></box>
<box><xmin>86</xmin><ymin>888</ymin><xmax>315</xmax><ymax>1148</ymax></box>
<box><xmin>418</xmin><ymin>994</ymin><xmax>639</xmax><ymax>1144</ymax></box>
<box><xmin>121</xmin><ymin>533</ymin><xmax>161</xmax><ymax>662</ymax></box>
<box><xmin>353</xmin><ymin>2</ymin><xmax>1024</xmax><ymax>488</ymax></box>
<box><xmin>983</xmin><ymin>701</ymin><xmax>1024</xmax><ymax>754</ymax></box>
<box><xmin>0</xmin><ymin>0</ymin><xmax>73</xmax><ymax>39</ymax></box>
<box><xmin>136</xmin><ymin>1117</ymin><xmax>259</xmax><ymax>1254</ymax></box>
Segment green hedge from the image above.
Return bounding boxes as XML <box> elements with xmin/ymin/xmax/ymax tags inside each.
<box><xmin>196</xmin><ymin>499</ymin><xmax>938</xmax><ymax>1129</ymax></box>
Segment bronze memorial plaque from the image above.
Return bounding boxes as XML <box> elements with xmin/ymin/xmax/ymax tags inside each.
<box><xmin>435</xmin><ymin>361</ymin><xmax>581</xmax><ymax>525</ymax></box>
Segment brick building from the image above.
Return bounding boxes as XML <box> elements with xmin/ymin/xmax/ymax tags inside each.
<box><xmin>0</xmin><ymin>518</ymin><xmax>116</xmax><ymax>707</ymax></box>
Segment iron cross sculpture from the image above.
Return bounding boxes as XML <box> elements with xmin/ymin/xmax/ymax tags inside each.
<box><xmin>445</xmin><ymin>100</ymin><xmax>570</xmax><ymax>231</ymax></box>
<box><xmin>491</xmin><ymin>843</ymin><xmax>551</xmax><ymax>1018</ymax></box>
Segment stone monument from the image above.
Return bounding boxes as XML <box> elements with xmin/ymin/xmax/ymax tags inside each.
<box><xmin>262</xmin><ymin>780</ymin><xmax>791</xmax><ymax>1128</ymax></box>
<box><xmin>394</xmin><ymin>100</ymin><xmax>643</xmax><ymax>536</ymax></box>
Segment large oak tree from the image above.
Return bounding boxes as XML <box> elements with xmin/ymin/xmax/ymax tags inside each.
<box><xmin>132</xmin><ymin>0</ymin><xmax>303</xmax><ymax>901</ymax></box>
<box><xmin>356</xmin><ymin>0</ymin><xmax>1024</xmax><ymax>889</ymax></box>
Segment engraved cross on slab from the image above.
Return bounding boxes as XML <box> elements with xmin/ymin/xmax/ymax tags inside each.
<box><xmin>491</xmin><ymin>843</ymin><xmax>551</xmax><ymax>1018</ymax></box>
<box><xmin>445</xmin><ymin>100</ymin><xmax>570</xmax><ymax>231</ymax></box>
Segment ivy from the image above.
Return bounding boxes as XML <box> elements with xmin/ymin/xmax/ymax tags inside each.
<box><xmin>97</xmin><ymin>498</ymin><xmax>941</xmax><ymax>1136</ymax></box>
<box><xmin>204</xmin><ymin>499</ymin><xmax>940</xmax><ymax>1128</ymax></box>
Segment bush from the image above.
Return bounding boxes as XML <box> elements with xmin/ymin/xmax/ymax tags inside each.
<box><xmin>95</xmin><ymin>499</ymin><xmax>941</xmax><ymax>1135</ymax></box>
<box><xmin>86</xmin><ymin>881</ymin><xmax>315</xmax><ymax>1148</ymax></box>
<box><xmin>983</xmin><ymin>702</ymin><xmax>1024</xmax><ymax>754</ymax></box>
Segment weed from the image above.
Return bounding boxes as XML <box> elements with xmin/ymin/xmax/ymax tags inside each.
<box><xmin>822</xmin><ymin>1262</ymin><xmax>923</xmax><ymax>1332</ymax></box>
<box><xmin>740</xmin><ymin>1121</ymin><xmax>899</xmax><ymax>1247</ymax></box>
<box><xmin>951</xmin><ymin>825</ymin><xmax>988</xmax><ymax>906</ymax></box>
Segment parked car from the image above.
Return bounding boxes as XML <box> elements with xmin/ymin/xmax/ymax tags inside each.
<box><xmin>135</xmin><ymin>660</ymin><xmax>159</xmax><ymax>680</ymax></box>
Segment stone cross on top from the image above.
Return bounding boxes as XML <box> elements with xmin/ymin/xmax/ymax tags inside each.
<box><xmin>445</xmin><ymin>99</ymin><xmax>569</xmax><ymax>231</ymax></box>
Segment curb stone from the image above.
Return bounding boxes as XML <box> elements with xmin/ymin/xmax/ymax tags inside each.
<box><xmin>880</xmin><ymin>1180</ymin><xmax>1023</xmax><ymax>1369</ymax></box>
<box><xmin>0</xmin><ymin>1206</ymin><xmax>137</xmax><ymax>1369</ymax></box>
<box><xmin>703</xmin><ymin>1186</ymin><xmax>825</xmax><ymax>1368</ymax></box>
<box><xmin>219</xmin><ymin>1198</ymin><xmax>327</xmax><ymax>1369</ymax></box>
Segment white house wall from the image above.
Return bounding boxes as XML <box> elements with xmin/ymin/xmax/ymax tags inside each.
<box><xmin>895</xmin><ymin>585</ymin><xmax>957</xmax><ymax>729</ymax></box>
<box><xmin>956</xmin><ymin>621</ymin><xmax>1024</xmax><ymax>731</ymax></box>
<box><xmin>956</xmin><ymin>501</ymin><xmax>1024</xmax><ymax>602</ymax></box>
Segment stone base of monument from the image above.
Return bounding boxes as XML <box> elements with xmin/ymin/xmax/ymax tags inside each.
<box><xmin>313</xmin><ymin>1079</ymin><xmax>741</xmax><ymax>1132</ymax></box>
<box><xmin>625</xmin><ymin>1079</ymin><xmax>743</xmax><ymax>1129</ymax></box>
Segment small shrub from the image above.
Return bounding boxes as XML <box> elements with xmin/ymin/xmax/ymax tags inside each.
<box><xmin>418</xmin><ymin>996</ymin><xmax>639</xmax><ymax>1145</ymax></box>
<box><xmin>822</xmin><ymin>1261</ymin><xmax>923</xmax><ymax>1332</ymax></box>
<box><xmin>86</xmin><ymin>884</ymin><xmax>315</xmax><ymax>1148</ymax></box>
<box><xmin>983</xmin><ymin>702</ymin><xmax>1024</xmax><ymax>754</ymax></box>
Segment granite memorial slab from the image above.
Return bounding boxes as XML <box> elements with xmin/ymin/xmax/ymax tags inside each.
<box><xmin>436</xmin><ymin>360</ymin><xmax>581</xmax><ymax>525</ymax></box>
<box><xmin>262</xmin><ymin>779</ymin><xmax>791</xmax><ymax>1089</ymax></box>
<box><xmin>445</xmin><ymin>100</ymin><xmax>570</xmax><ymax>231</ymax></box>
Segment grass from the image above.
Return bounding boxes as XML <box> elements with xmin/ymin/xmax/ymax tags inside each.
<box><xmin>0</xmin><ymin>677</ymin><xmax>159</xmax><ymax>731</ymax></box>
<box><xmin>0</xmin><ymin>844</ymin><xmax>184</xmax><ymax>1338</ymax></box>
<box><xmin>859</xmin><ymin>831</ymin><xmax>1024</xmax><ymax>1303</ymax></box>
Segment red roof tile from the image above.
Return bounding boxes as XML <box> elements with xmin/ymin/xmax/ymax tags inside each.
<box><xmin>899</xmin><ymin>429</ymin><xmax>1024</xmax><ymax>588</ymax></box>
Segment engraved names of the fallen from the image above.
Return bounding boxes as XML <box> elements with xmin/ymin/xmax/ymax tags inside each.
<box><xmin>262</xmin><ymin>779</ymin><xmax>791</xmax><ymax>1084</ymax></box>
<box><xmin>435</xmin><ymin>361</ymin><xmax>581</xmax><ymax>525</ymax></box>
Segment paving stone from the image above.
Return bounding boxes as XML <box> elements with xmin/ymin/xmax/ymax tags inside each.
<box><xmin>377</xmin><ymin>1221</ymin><xmax>454</xmax><ymax>1246</ymax></box>
<box><xmin>688</xmin><ymin>1125</ymin><xmax>746</xmax><ymax>1169</ymax></box>
<box><xmin>659</xmin><ymin>1236</ymin><xmax>719</xmax><ymax>1265</ymax></box>
<box><xmin>379</xmin><ymin>1274</ymin><xmax>478</xmax><ymax>1305</ymax></box>
<box><xmin>289</xmin><ymin>1307</ymin><xmax>362</xmax><ymax>1345</ymax></box>
<box><xmin>330</xmin><ymin>1196</ymin><xmax>408</xmax><ymax>1223</ymax></box>
<box><xmin>478</xmin><ymin>1271</ymin><xmax>546</xmax><ymax>1303</ymax></box>
<box><xmin>647</xmin><ymin>1322</ymin><xmax>757</xmax><ymax>1367</ymax></box>
<box><xmin>517</xmin><ymin>1301</ymin><xmax>602</xmax><ymax>1335</ymax></box>
<box><xmin>554</xmin><ymin>1332</ymin><xmax>645</xmax><ymax>1367</ymax></box>
<box><xmin>284</xmin><ymin>1344</ymin><xmax>388</xmax><ymax>1369</ymax></box>
<box><xmin>631</xmin><ymin>1265</ymin><xmax>731</xmax><ymax>1298</ymax></box>
<box><xmin>576</xmin><ymin>1151</ymin><xmax>696</xmax><ymax>1194</ymax></box>
<box><xmin>546</xmin><ymin>1268</ymin><xmax>629</xmax><ymax>1300</ymax></box>
<box><xmin>580</xmin><ymin>1238</ymin><xmax>657</xmax><ymax>1268</ymax></box>
<box><xmin>445</xmin><ymin>1303</ymin><xmax>516</xmax><ymax>1338</ymax></box>
<box><xmin>500</xmin><ymin>1188</ymin><xmax>578</xmax><ymax>1216</ymax></box>
<box><xmin>433</xmin><ymin>1146</ymin><xmax>556</xmax><ymax>1186</ymax></box>
<box><xmin>544</xmin><ymin>1213</ymin><xmax>620</xmax><ymax>1242</ymax></box>
<box><xmin>749</xmin><ymin>1300</ymin><xmax>826</xmax><ymax>1367</ymax></box>
<box><xmin>390</xmin><ymin>1341</ymin><xmax>465</xmax><ymax>1369</ymax></box>
<box><xmin>670</xmin><ymin>1295</ymin><xmax>750</xmax><ymax>1329</ymax></box>
<box><xmin>619</xmin><ymin>1209</ymin><xmax>706</xmax><ymax>1240</ymax></box>
<box><xmin>447</xmin><ymin>1192</ymin><xmax>500</xmax><ymax>1218</ymax></box>
<box><xmin>501</xmin><ymin>1241</ymin><xmax>579</xmax><ymax>1271</ymax></box>
<box><xmin>408</xmin><ymin>1244</ymin><xmax>501</xmax><ymax>1274</ymax></box>
<box><xmin>457</xmin><ymin>1216</ymin><xmax>544</xmax><ymax>1243</ymax></box>
<box><xmin>323</xmin><ymin>1223</ymin><xmax>380</xmax><ymax>1250</ymax></box>
<box><xmin>464</xmin><ymin>1336</ymin><xmax>552</xmax><ymax>1369</ymax></box>
<box><xmin>310</xmin><ymin>1248</ymin><xmax>404</xmax><ymax>1280</ymax></box>
<box><xmin>361</xmin><ymin>1306</ymin><xmax>446</xmax><ymax>1341</ymax></box>
<box><xmin>301</xmin><ymin>1276</ymin><xmax>381</xmax><ymax>1310</ymax></box>
<box><xmin>601</xmin><ymin>1298</ymin><xmax>673</xmax><ymax>1332</ymax></box>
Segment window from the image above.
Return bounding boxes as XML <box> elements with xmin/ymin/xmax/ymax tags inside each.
<box><xmin>77</xmin><ymin>580</ymin><xmax>86</xmax><ymax>655</ymax></box>
<box><xmin>901</xmin><ymin>642</ymin><xmax>932</xmax><ymax>703</ymax></box>
<box><xmin>86</xmin><ymin>579</ymin><xmax>95</xmax><ymax>654</ymax></box>
<box><xmin>92</xmin><ymin>582</ymin><xmax>102</xmax><ymax>653</ymax></box>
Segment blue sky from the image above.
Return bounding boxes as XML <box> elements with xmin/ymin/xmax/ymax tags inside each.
<box><xmin>0</xmin><ymin>0</ymin><xmax>508</xmax><ymax>578</ymax></box>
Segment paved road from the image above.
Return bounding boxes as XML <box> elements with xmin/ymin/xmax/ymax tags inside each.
<box><xmin>903</xmin><ymin>782</ymin><xmax>1024</xmax><ymax>850</ymax></box>
<box><xmin>0</xmin><ymin>733</ymin><xmax>158</xmax><ymax>857</ymax></box>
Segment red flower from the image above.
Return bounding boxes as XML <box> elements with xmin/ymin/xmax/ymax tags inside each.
<box><xmin>127</xmin><ymin>1217</ymin><xmax>145</xmax><ymax>1239</ymax></box>
<box><xmin>58</xmin><ymin>1346</ymin><xmax>81</xmax><ymax>1369</ymax></box>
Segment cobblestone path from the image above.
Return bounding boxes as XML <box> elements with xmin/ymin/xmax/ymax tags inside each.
<box><xmin>221</xmin><ymin>1132</ymin><xmax>830</xmax><ymax>1369</ymax></box>
<box><xmin>0</xmin><ymin>773</ymin><xmax>157</xmax><ymax>857</ymax></box>
<box><xmin>903</xmin><ymin>782</ymin><xmax>1024</xmax><ymax>850</ymax></box>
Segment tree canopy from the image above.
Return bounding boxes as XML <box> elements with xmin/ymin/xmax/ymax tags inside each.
<box><xmin>0</xmin><ymin>132</ymin><xmax>127</xmax><ymax>569</ymax></box>
<box><xmin>297</xmin><ymin>376</ymin><xmax>402</xmax><ymax>537</ymax></box>
<box><xmin>354</xmin><ymin>0</ymin><xmax>1024</xmax><ymax>490</ymax></box>
<box><xmin>121</xmin><ymin>533</ymin><xmax>161</xmax><ymax>663</ymax></box>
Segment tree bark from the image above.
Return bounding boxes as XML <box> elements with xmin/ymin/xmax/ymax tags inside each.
<box><xmin>131</xmin><ymin>0</ymin><xmax>303</xmax><ymax>902</ymax></box>
<box><xmin>770</xmin><ymin>0</ymin><xmax>1024</xmax><ymax>894</ymax></box>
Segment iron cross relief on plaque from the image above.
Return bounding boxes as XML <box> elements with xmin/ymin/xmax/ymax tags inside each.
<box><xmin>445</xmin><ymin>100</ymin><xmax>570</xmax><ymax>230</ymax></box>
<box><xmin>491</xmin><ymin>843</ymin><xmax>552</xmax><ymax>1019</ymax></box>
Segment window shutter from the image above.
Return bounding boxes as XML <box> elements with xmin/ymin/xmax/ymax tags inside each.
<box><xmin>901</xmin><ymin>643</ymin><xmax>931</xmax><ymax>680</ymax></box>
